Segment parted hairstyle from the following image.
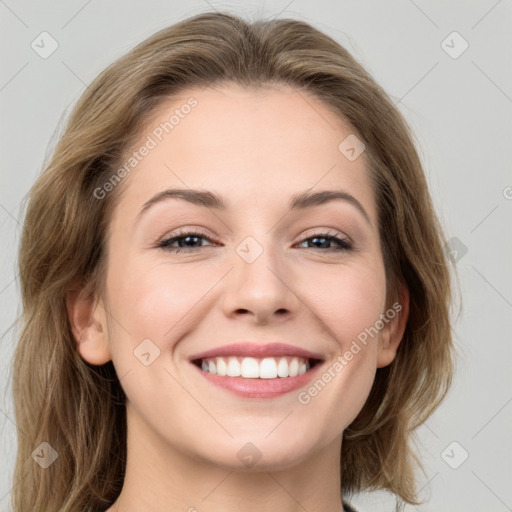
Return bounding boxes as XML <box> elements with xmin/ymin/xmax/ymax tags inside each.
<box><xmin>10</xmin><ymin>11</ymin><xmax>457</xmax><ymax>512</ymax></box>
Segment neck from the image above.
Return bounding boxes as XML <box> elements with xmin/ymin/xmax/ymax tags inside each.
<box><xmin>106</xmin><ymin>404</ymin><xmax>345</xmax><ymax>512</ymax></box>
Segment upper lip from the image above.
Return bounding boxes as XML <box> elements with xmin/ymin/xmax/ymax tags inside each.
<box><xmin>189</xmin><ymin>342</ymin><xmax>324</xmax><ymax>362</ymax></box>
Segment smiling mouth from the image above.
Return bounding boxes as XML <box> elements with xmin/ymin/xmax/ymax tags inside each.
<box><xmin>192</xmin><ymin>356</ymin><xmax>322</xmax><ymax>379</ymax></box>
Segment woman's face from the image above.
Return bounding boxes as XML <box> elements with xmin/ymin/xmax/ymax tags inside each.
<box><xmin>82</xmin><ymin>83</ymin><xmax>406</xmax><ymax>471</ymax></box>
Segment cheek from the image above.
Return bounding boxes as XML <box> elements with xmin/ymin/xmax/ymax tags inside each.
<box><xmin>296</xmin><ymin>268</ymin><xmax>385</xmax><ymax>433</ymax></box>
<box><xmin>306</xmin><ymin>261</ymin><xmax>386</xmax><ymax>352</ymax></box>
<box><xmin>103</xmin><ymin>257</ymin><xmax>212</xmax><ymax>412</ymax></box>
<box><xmin>106</xmin><ymin>254</ymin><xmax>218</xmax><ymax>349</ymax></box>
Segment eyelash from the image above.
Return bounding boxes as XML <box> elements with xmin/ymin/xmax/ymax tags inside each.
<box><xmin>157</xmin><ymin>229</ymin><xmax>353</xmax><ymax>253</ymax></box>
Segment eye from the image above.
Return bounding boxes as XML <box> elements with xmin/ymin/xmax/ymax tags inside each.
<box><xmin>157</xmin><ymin>229</ymin><xmax>217</xmax><ymax>253</ymax></box>
<box><xmin>295</xmin><ymin>230</ymin><xmax>352</xmax><ymax>252</ymax></box>
<box><xmin>157</xmin><ymin>228</ymin><xmax>352</xmax><ymax>253</ymax></box>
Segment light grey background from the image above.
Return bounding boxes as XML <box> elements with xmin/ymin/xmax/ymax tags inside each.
<box><xmin>1</xmin><ymin>1</ymin><xmax>511</xmax><ymax>511</ymax></box>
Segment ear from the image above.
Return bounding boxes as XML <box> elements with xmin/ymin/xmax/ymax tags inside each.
<box><xmin>66</xmin><ymin>280</ymin><xmax>112</xmax><ymax>365</ymax></box>
<box><xmin>376</xmin><ymin>284</ymin><xmax>410</xmax><ymax>368</ymax></box>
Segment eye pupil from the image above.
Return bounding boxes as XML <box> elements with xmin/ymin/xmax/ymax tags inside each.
<box><xmin>183</xmin><ymin>235</ymin><xmax>200</xmax><ymax>247</ymax></box>
<box><xmin>311</xmin><ymin>237</ymin><xmax>328</xmax><ymax>248</ymax></box>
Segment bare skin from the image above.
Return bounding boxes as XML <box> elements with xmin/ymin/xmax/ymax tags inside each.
<box><xmin>67</xmin><ymin>82</ymin><xmax>409</xmax><ymax>512</ymax></box>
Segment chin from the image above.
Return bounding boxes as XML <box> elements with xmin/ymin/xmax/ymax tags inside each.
<box><xmin>189</xmin><ymin>431</ymin><xmax>320</xmax><ymax>473</ymax></box>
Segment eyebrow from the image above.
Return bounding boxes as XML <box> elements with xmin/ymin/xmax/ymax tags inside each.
<box><xmin>138</xmin><ymin>188</ymin><xmax>372</xmax><ymax>225</ymax></box>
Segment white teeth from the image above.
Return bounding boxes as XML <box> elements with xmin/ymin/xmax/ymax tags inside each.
<box><xmin>277</xmin><ymin>357</ymin><xmax>289</xmax><ymax>377</ymax></box>
<box><xmin>217</xmin><ymin>357</ymin><xmax>227</xmax><ymax>376</ymax></box>
<box><xmin>226</xmin><ymin>356</ymin><xmax>240</xmax><ymax>377</ymax></box>
<box><xmin>200</xmin><ymin>356</ymin><xmax>312</xmax><ymax>378</ymax></box>
<box><xmin>241</xmin><ymin>357</ymin><xmax>259</xmax><ymax>378</ymax></box>
<box><xmin>288</xmin><ymin>358</ymin><xmax>299</xmax><ymax>377</ymax></box>
<box><xmin>260</xmin><ymin>357</ymin><xmax>278</xmax><ymax>379</ymax></box>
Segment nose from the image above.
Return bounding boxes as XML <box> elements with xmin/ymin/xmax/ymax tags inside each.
<box><xmin>222</xmin><ymin>238</ymin><xmax>300</xmax><ymax>324</ymax></box>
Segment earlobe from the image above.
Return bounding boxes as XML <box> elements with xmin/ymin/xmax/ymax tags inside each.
<box><xmin>376</xmin><ymin>285</ymin><xmax>410</xmax><ymax>368</ymax></box>
<box><xmin>66</xmin><ymin>283</ymin><xmax>112</xmax><ymax>366</ymax></box>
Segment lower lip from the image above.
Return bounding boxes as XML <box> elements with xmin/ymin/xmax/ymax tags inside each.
<box><xmin>192</xmin><ymin>362</ymin><xmax>323</xmax><ymax>399</ymax></box>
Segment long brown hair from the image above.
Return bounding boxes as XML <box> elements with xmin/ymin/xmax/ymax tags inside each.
<box><xmin>11</xmin><ymin>11</ymin><xmax>457</xmax><ymax>511</ymax></box>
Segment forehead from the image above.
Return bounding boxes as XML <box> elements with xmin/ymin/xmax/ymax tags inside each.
<box><xmin>113</xmin><ymin>82</ymin><xmax>377</xmax><ymax>224</ymax></box>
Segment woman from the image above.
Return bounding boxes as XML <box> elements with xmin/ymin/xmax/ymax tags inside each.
<box><xmin>11</xmin><ymin>11</ymin><xmax>456</xmax><ymax>512</ymax></box>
